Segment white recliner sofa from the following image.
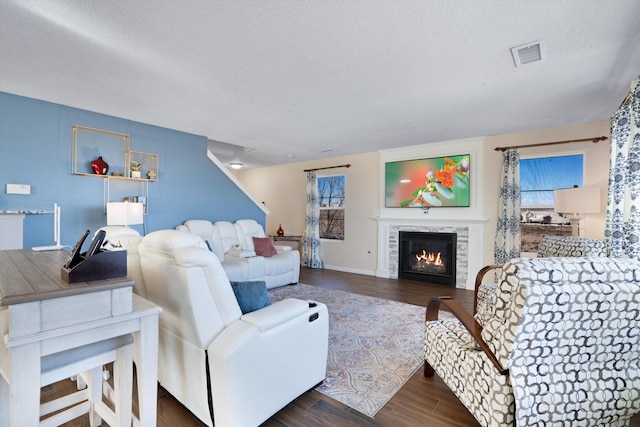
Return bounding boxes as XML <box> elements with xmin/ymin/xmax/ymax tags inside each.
<box><xmin>138</xmin><ymin>229</ymin><xmax>328</xmax><ymax>427</ymax></box>
<box><xmin>177</xmin><ymin>219</ymin><xmax>300</xmax><ymax>289</ymax></box>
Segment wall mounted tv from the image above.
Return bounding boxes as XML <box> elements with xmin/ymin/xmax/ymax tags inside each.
<box><xmin>385</xmin><ymin>154</ymin><xmax>470</xmax><ymax>208</ymax></box>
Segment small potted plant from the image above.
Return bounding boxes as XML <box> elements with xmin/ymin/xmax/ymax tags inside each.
<box><xmin>130</xmin><ymin>161</ymin><xmax>143</xmax><ymax>179</ymax></box>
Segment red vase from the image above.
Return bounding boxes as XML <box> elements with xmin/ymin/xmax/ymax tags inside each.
<box><xmin>91</xmin><ymin>156</ymin><xmax>109</xmax><ymax>175</ymax></box>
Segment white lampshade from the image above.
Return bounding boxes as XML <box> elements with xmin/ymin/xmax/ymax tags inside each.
<box><xmin>107</xmin><ymin>202</ymin><xmax>144</xmax><ymax>226</ymax></box>
<box><xmin>554</xmin><ymin>187</ymin><xmax>601</xmax><ymax>215</ymax></box>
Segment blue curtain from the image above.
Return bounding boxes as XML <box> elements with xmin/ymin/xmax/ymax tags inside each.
<box><xmin>605</xmin><ymin>75</ymin><xmax>640</xmax><ymax>259</ymax></box>
<box><xmin>494</xmin><ymin>149</ymin><xmax>521</xmax><ymax>264</ymax></box>
<box><xmin>302</xmin><ymin>171</ymin><xmax>324</xmax><ymax>268</ymax></box>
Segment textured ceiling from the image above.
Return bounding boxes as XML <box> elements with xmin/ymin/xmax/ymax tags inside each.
<box><xmin>1</xmin><ymin>0</ymin><xmax>639</xmax><ymax>169</ymax></box>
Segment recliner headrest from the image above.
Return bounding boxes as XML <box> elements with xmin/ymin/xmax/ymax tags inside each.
<box><xmin>235</xmin><ymin>219</ymin><xmax>263</xmax><ymax>234</ymax></box>
<box><xmin>213</xmin><ymin>221</ymin><xmax>237</xmax><ymax>239</ymax></box>
<box><xmin>173</xmin><ymin>246</ymin><xmax>222</xmax><ymax>269</ymax></box>
<box><xmin>183</xmin><ymin>220</ymin><xmax>214</xmax><ymax>241</ymax></box>
<box><xmin>141</xmin><ymin>229</ymin><xmax>207</xmax><ymax>254</ymax></box>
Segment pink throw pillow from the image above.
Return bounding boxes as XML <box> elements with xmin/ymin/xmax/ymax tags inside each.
<box><xmin>252</xmin><ymin>237</ymin><xmax>278</xmax><ymax>257</ymax></box>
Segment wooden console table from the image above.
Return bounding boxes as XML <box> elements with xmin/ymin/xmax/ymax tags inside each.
<box><xmin>271</xmin><ymin>234</ymin><xmax>302</xmax><ymax>250</ymax></box>
<box><xmin>0</xmin><ymin>249</ymin><xmax>161</xmax><ymax>426</ymax></box>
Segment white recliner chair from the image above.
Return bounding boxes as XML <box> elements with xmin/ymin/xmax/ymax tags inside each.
<box><xmin>138</xmin><ymin>230</ymin><xmax>329</xmax><ymax>427</ymax></box>
<box><xmin>234</xmin><ymin>219</ymin><xmax>300</xmax><ymax>288</ymax></box>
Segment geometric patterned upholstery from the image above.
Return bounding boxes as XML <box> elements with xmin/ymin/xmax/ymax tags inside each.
<box><xmin>474</xmin><ymin>236</ymin><xmax>608</xmax><ymax>328</ymax></box>
<box><xmin>425</xmin><ymin>315</ymin><xmax>514</xmax><ymax>426</ymax></box>
<box><xmin>425</xmin><ymin>257</ymin><xmax>640</xmax><ymax>427</ymax></box>
<box><xmin>474</xmin><ymin>280</ymin><xmax>497</xmax><ymax>328</ymax></box>
<box><xmin>536</xmin><ymin>235</ymin><xmax>607</xmax><ymax>257</ymax></box>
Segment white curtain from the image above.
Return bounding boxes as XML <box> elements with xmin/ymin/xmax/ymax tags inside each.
<box><xmin>302</xmin><ymin>171</ymin><xmax>324</xmax><ymax>268</ymax></box>
<box><xmin>605</xmin><ymin>75</ymin><xmax>640</xmax><ymax>259</ymax></box>
<box><xmin>494</xmin><ymin>149</ymin><xmax>521</xmax><ymax>264</ymax></box>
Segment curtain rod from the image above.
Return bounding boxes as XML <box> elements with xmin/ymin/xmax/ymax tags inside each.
<box><xmin>619</xmin><ymin>90</ymin><xmax>632</xmax><ymax>108</ymax></box>
<box><xmin>494</xmin><ymin>136</ymin><xmax>608</xmax><ymax>152</ymax></box>
<box><xmin>303</xmin><ymin>164</ymin><xmax>351</xmax><ymax>172</ymax></box>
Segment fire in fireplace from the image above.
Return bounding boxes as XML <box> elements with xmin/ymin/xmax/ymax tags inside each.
<box><xmin>412</xmin><ymin>250</ymin><xmax>446</xmax><ymax>274</ymax></box>
<box><xmin>399</xmin><ymin>231</ymin><xmax>457</xmax><ymax>286</ymax></box>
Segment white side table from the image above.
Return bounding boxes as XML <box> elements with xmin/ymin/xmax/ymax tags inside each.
<box><xmin>0</xmin><ymin>249</ymin><xmax>161</xmax><ymax>427</ymax></box>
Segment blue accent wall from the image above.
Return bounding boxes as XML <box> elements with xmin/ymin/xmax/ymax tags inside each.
<box><xmin>0</xmin><ymin>92</ymin><xmax>265</xmax><ymax>248</ymax></box>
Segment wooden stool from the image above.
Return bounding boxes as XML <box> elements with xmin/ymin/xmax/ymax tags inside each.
<box><xmin>0</xmin><ymin>334</ymin><xmax>134</xmax><ymax>427</ymax></box>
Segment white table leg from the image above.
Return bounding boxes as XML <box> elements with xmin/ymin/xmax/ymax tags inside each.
<box><xmin>9</xmin><ymin>343</ymin><xmax>40</xmax><ymax>427</ymax></box>
<box><xmin>86</xmin><ymin>367</ymin><xmax>103</xmax><ymax>427</ymax></box>
<box><xmin>133</xmin><ymin>314</ymin><xmax>159</xmax><ymax>427</ymax></box>
<box><xmin>114</xmin><ymin>344</ymin><xmax>133</xmax><ymax>427</ymax></box>
<box><xmin>0</xmin><ymin>373</ymin><xmax>10</xmax><ymax>427</ymax></box>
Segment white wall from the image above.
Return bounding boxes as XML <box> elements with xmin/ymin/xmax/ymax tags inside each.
<box><xmin>238</xmin><ymin>120</ymin><xmax>611</xmax><ymax>277</ymax></box>
<box><xmin>238</xmin><ymin>151</ymin><xmax>380</xmax><ymax>275</ymax></box>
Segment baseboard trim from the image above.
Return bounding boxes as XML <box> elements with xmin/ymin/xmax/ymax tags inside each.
<box><xmin>321</xmin><ymin>265</ymin><xmax>376</xmax><ymax>276</ymax></box>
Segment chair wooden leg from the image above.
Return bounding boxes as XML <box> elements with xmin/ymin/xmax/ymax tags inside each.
<box><xmin>424</xmin><ymin>361</ymin><xmax>435</xmax><ymax>377</ymax></box>
<box><xmin>86</xmin><ymin>367</ymin><xmax>103</xmax><ymax>427</ymax></box>
<box><xmin>113</xmin><ymin>345</ymin><xmax>133</xmax><ymax>427</ymax></box>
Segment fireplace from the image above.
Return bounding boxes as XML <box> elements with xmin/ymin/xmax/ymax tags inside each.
<box><xmin>398</xmin><ymin>231</ymin><xmax>457</xmax><ymax>286</ymax></box>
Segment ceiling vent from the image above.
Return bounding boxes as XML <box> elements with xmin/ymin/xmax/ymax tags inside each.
<box><xmin>511</xmin><ymin>40</ymin><xmax>546</xmax><ymax>67</ymax></box>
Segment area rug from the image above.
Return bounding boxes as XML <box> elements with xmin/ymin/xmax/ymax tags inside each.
<box><xmin>268</xmin><ymin>283</ymin><xmax>428</xmax><ymax>418</ymax></box>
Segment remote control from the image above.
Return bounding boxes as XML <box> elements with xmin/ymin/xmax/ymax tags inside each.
<box><xmin>64</xmin><ymin>229</ymin><xmax>90</xmax><ymax>269</ymax></box>
<box><xmin>85</xmin><ymin>229</ymin><xmax>106</xmax><ymax>258</ymax></box>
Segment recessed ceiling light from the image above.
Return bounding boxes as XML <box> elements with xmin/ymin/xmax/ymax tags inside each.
<box><xmin>229</xmin><ymin>162</ymin><xmax>243</xmax><ymax>169</ymax></box>
<box><xmin>511</xmin><ymin>40</ymin><xmax>546</xmax><ymax>67</ymax></box>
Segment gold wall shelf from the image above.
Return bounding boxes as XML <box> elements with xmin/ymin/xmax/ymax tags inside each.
<box><xmin>72</xmin><ymin>125</ymin><xmax>129</xmax><ymax>177</ymax></box>
<box><xmin>72</xmin><ymin>125</ymin><xmax>158</xmax><ymax>214</ymax></box>
<box><xmin>126</xmin><ymin>151</ymin><xmax>158</xmax><ymax>181</ymax></box>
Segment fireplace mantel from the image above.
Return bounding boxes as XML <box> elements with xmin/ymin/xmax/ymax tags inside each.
<box><xmin>376</xmin><ymin>216</ymin><xmax>489</xmax><ymax>225</ymax></box>
<box><xmin>375</xmin><ymin>216</ymin><xmax>488</xmax><ymax>290</ymax></box>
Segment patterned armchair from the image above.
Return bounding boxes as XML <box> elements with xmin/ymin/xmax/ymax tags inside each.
<box><xmin>474</xmin><ymin>235</ymin><xmax>608</xmax><ymax>329</ymax></box>
<box><xmin>536</xmin><ymin>235</ymin><xmax>607</xmax><ymax>257</ymax></box>
<box><xmin>424</xmin><ymin>257</ymin><xmax>640</xmax><ymax>427</ymax></box>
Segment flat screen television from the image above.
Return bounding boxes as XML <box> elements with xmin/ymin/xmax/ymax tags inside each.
<box><xmin>385</xmin><ymin>154</ymin><xmax>470</xmax><ymax>208</ymax></box>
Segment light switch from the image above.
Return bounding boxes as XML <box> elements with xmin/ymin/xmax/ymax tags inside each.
<box><xmin>6</xmin><ymin>184</ymin><xmax>31</xmax><ymax>195</ymax></box>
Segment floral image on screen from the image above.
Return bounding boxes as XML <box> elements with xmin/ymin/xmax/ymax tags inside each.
<box><xmin>385</xmin><ymin>154</ymin><xmax>470</xmax><ymax>207</ymax></box>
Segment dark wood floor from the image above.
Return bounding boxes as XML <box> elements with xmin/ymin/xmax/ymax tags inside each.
<box><xmin>44</xmin><ymin>267</ymin><xmax>640</xmax><ymax>426</ymax></box>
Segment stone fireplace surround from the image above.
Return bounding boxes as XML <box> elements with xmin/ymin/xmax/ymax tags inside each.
<box><xmin>376</xmin><ymin>217</ymin><xmax>487</xmax><ymax>290</ymax></box>
<box><xmin>398</xmin><ymin>230</ymin><xmax>457</xmax><ymax>285</ymax></box>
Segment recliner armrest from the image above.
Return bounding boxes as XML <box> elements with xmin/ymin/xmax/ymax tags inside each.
<box><xmin>227</xmin><ymin>249</ymin><xmax>257</xmax><ymax>258</ymax></box>
<box><xmin>241</xmin><ymin>298</ymin><xmax>309</xmax><ymax>332</ymax></box>
<box><xmin>426</xmin><ymin>296</ymin><xmax>508</xmax><ymax>375</ymax></box>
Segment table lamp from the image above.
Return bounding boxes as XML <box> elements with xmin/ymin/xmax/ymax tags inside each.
<box><xmin>554</xmin><ymin>186</ymin><xmax>601</xmax><ymax>236</ymax></box>
<box><xmin>106</xmin><ymin>202</ymin><xmax>144</xmax><ymax>227</ymax></box>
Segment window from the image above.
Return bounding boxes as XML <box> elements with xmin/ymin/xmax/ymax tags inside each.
<box><xmin>520</xmin><ymin>154</ymin><xmax>584</xmax><ymax>208</ymax></box>
<box><xmin>318</xmin><ymin>175</ymin><xmax>345</xmax><ymax>240</ymax></box>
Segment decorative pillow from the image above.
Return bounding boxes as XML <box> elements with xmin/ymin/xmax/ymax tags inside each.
<box><xmin>230</xmin><ymin>280</ymin><xmax>272</xmax><ymax>314</ymax></box>
<box><xmin>252</xmin><ymin>237</ymin><xmax>278</xmax><ymax>257</ymax></box>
